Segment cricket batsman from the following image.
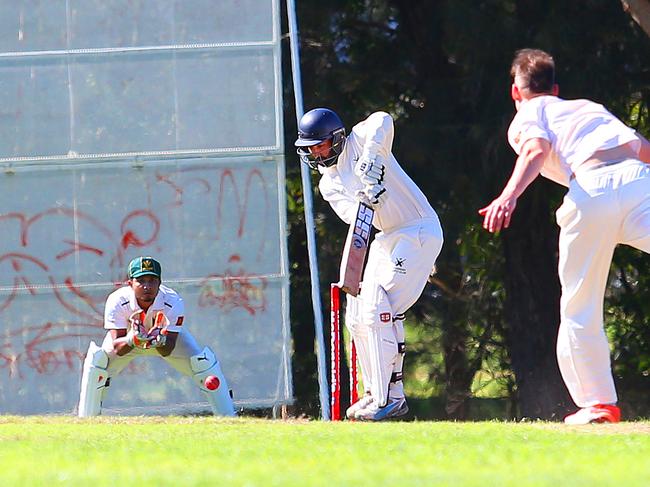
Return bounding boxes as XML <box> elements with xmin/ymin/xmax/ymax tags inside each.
<box><xmin>295</xmin><ymin>108</ymin><xmax>444</xmax><ymax>420</ymax></box>
<box><xmin>78</xmin><ymin>256</ymin><xmax>236</xmax><ymax>417</ymax></box>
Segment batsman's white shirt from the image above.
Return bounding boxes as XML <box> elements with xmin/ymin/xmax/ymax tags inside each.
<box><xmin>319</xmin><ymin>111</ymin><xmax>438</xmax><ymax>232</ymax></box>
<box><xmin>104</xmin><ymin>284</ymin><xmax>185</xmax><ymax>333</ymax></box>
<box><xmin>508</xmin><ymin>95</ymin><xmax>650</xmax><ymax>408</ymax></box>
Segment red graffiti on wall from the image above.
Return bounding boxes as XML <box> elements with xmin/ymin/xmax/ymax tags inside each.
<box><xmin>0</xmin><ymin>167</ymin><xmax>275</xmax><ymax>379</ymax></box>
<box><xmin>156</xmin><ymin>166</ymin><xmax>271</xmax><ymax>260</ymax></box>
<box><xmin>0</xmin><ymin>321</ymin><xmax>101</xmax><ymax>378</ymax></box>
<box><xmin>197</xmin><ymin>254</ymin><xmax>268</xmax><ymax>315</ymax></box>
<box><xmin>0</xmin><ymin>253</ymin><xmax>49</xmax><ymax>311</ymax></box>
<box><xmin>0</xmin><ymin>321</ymin><xmax>149</xmax><ymax>379</ymax></box>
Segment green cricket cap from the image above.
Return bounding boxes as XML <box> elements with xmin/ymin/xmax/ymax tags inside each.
<box><xmin>128</xmin><ymin>256</ymin><xmax>162</xmax><ymax>279</ymax></box>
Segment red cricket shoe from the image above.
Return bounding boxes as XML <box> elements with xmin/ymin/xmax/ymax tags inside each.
<box><xmin>564</xmin><ymin>404</ymin><xmax>621</xmax><ymax>425</ymax></box>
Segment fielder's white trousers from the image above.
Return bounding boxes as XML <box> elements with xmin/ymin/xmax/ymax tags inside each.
<box><xmin>556</xmin><ymin>159</ymin><xmax>650</xmax><ymax>407</ymax></box>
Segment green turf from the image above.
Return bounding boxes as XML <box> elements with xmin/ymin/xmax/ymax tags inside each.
<box><xmin>0</xmin><ymin>417</ymin><xmax>648</xmax><ymax>486</ymax></box>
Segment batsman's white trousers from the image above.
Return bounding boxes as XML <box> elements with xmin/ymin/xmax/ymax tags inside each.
<box><xmin>556</xmin><ymin>159</ymin><xmax>650</xmax><ymax>407</ymax></box>
<box><xmin>362</xmin><ymin>217</ymin><xmax>444</xmax><ymax>316</ymax></box>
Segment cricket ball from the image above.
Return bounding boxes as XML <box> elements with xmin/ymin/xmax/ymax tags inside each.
<box><xmin>204</xmin><ymin>375</ymin><xmax>220</xmax><ymax>391</ymax></box>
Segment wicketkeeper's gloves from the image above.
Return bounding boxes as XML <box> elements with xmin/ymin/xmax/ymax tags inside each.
<box><xmin>126</xmin><ymin>311</ymin><xmax>153</xmax><ymax>349</ymax></box>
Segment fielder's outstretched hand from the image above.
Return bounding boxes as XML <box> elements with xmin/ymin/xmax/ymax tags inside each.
<box><xmin>478</xmin><ymin>194</ymin><xmax>517</xmax><ymax>233</ymax></box>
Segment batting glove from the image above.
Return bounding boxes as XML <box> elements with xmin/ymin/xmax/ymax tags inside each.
<box><xmin>354</xmin><ymin>156</ymin><xmax>385</xmax><ymax>186</ymax></box>
<box><xmin>356</xmin><ymin>183</ymin><xmax>387</xmax><ymax>209</ymax></box>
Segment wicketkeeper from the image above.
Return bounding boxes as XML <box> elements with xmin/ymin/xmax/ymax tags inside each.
<box><xmin>295</xmin><ymin>108</ymin><xmax>444</xmax><ymax>420</ymax></box>
<box><xmin>78</xmin><ymin>256</ymin><xmax>236</xmax><ymax>417</ymax></box>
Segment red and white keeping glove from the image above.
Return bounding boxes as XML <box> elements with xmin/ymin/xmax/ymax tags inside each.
<box><xmin>126</xmin><ymin>311</ymin><xmax>153</xmax><ymax>349</ymax></box>
<box><xmin>146</xmin><ymin>312</ymin><xmax>170</xmax><ymax>348</ymax></box>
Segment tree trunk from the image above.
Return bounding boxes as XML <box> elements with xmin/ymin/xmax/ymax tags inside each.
<box><xmin>621</xmin><ymin>0</ymin><xmax>650</xmax><ymax>37</ymax></box>
<box><xmin>502</xmin><ymin>180</ymin><xmax>573</xmax><ymax>420</ymax></box>
<box><xmin>441</xmin><ymin>304</ymin><xmax>474</xmax><ymax>420</ymax></box>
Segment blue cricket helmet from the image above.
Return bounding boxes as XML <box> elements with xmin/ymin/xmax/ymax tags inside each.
<box><xmin>295</xmin><ymin>108</ymin><xmax>346</xmax><ymax>169</ymax></box>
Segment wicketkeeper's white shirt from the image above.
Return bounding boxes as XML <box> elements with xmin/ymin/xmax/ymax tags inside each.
<box><xmin>104</xmin><ymin>284</ymin><xmax>185</xmax><ymax>333</ymax></box>
<box><xmin>318</xmin><ymin>111</ymin><xmax>438</xmax><ymax>232</ymax></box>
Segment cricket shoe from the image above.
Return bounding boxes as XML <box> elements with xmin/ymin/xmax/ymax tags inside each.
<box><xmin>346</xmin><ymin>392</ymin><xmax>373</xmax><ymax>420</ymax></box>
<box><xmin>354</xmin><ymin>397</ymin><xmax>409</xmax><ymax>421</ymax></box>
<box><xmin>564</xmin><ymin>404</ymin><xmax>621</xmax><ymax>425</ymax></box>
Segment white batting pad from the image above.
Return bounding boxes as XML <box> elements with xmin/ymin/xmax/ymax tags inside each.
<box><xmin>367</xmin><ymin>325</ymin><xmax>398</xmax><ymax>408</ymax></box>
<box><xmin>345</xmin><ymin>293</ymin><xmax>373</xmax><ymax>399</ymax></box>
<box><xmin>350</xmin><ymin>332</ymin><xmax>373</xmax><ymax>397</ymax></box>
<box><xmin>344</xmin><ymin>293</ymin><xmax>363</xmax><ymax>336</ymax></box>
<box><xmin>362</xmin><ymin>285</ymin><xmax>398</xmax><ymax>407</ymax></box>
<box><xmin>390</xmin><ymin>318</ymin><xmax>405</xmax><ymax>399</ymax></box>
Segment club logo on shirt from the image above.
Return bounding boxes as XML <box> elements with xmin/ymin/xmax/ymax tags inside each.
<box><xmin>380</xmin><ymin>312</ymin><xmax>391</xmax><ymax>323</ymax></box>
<box><xmin>393</xmin><ymin>257</ymin><xmax>406</xmax><ymax>274</ymax></box>
<box><xmin>175</xmin><ymin>316</ymin><xmax>184</xmax><ymax>327</ymax></box>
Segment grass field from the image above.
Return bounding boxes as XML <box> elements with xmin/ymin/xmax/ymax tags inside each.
<box><xmin>1</xmin><ymin>416</ymin><xmax>649</xmax><ymax>486</ymax></box>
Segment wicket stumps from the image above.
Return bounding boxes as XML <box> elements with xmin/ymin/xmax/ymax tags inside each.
<box><xmin>330</xmin><ymin>283</ymin><xmax>359</xmax><ymax>420</ymax></box>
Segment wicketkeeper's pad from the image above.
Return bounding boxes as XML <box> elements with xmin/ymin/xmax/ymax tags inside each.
<box><xmin>78</xmin><ymin>341</ymin><xmax>110</xmax><ymax>417</ymax></box>
<box><xmin>190</xmin><ymin>346</ymin><xmax>236</xmax><ymax>416</ymax></box>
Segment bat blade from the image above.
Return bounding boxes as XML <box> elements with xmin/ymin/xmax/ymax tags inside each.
<box><xmin>338</xmin><ymin>202</ymin><xmax>374</xmax><ymax>296</ymax></box>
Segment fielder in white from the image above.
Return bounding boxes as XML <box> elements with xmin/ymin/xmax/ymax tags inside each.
<box><xmin>480</xmin><ymin>49</ymin><xmax>650</xmax><ymax>424</ymax></box>
<box><xmin>295</xmin><ymin>108</ymin><xmax>444</xmax><ymax>420</ymax></box>
<box><xmin>78</xmin><ymin>256</ymin><xmax>236</xmax><ymax>417</ymax></box>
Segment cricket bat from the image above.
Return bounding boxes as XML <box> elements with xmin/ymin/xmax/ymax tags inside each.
<box><xmin>338</xmin><ymin>202</ymin><xmax>374</xmax><ymax>296</ymax></box>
